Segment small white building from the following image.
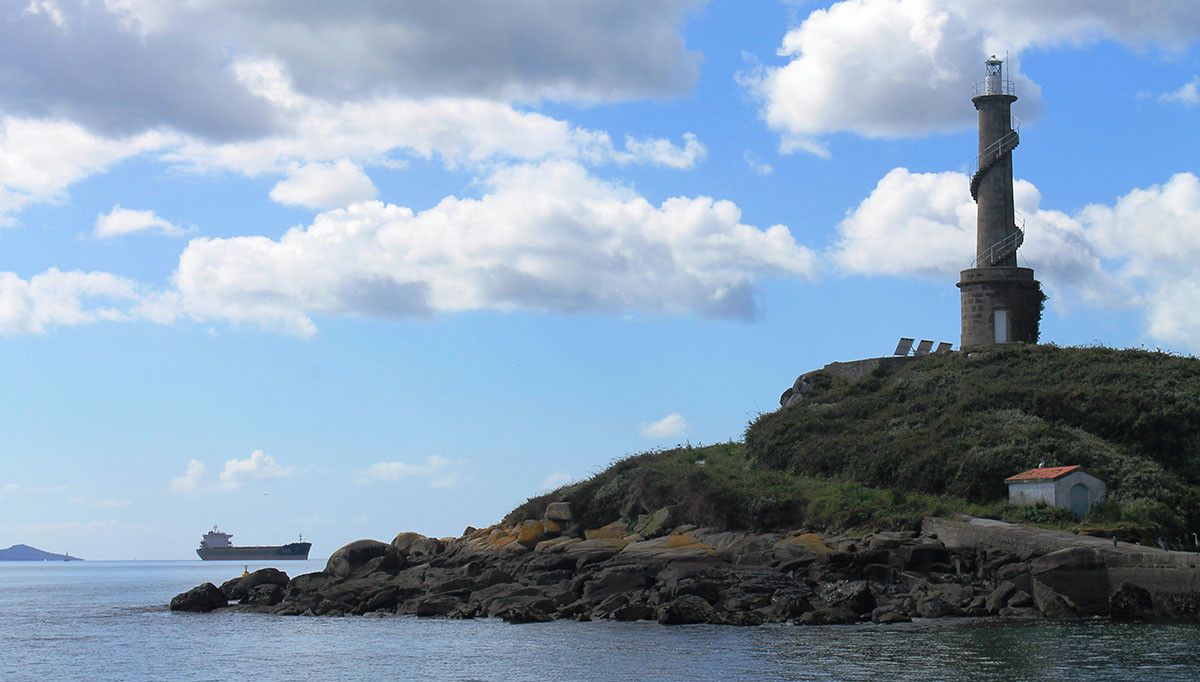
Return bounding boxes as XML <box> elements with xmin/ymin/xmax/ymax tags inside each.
<box><xmin>1005</xmin><ymin>465</ymin><xmax>1106</xmax><ymax>520</ymax></box>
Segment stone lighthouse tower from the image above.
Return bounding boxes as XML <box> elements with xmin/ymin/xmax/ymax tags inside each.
<box><xmin>958</xmin><ymin>57</ymin><xmax>1042</xmax><ymax>348</ymax></box>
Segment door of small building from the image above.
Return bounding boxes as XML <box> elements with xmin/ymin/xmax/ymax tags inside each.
<box><xmin>1069</xmin><ymin>483</ymin><xmax>1090</xmax><ymax>519</ymax></box>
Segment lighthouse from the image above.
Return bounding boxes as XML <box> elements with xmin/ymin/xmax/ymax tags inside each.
<box><xmin>957</xmin><ymin>57</ymin><xmax>1043</xmax><ymax>348</ymax></box>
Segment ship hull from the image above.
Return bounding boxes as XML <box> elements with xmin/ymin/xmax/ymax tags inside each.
<box><xmin>196</xmin><ymin>542</ymin><xmax>311</xmax><ymax>561</ymax></box>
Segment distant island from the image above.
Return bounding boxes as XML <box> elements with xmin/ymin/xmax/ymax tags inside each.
<box><xmin>0</xmin><ymin>544</ymin><xmax>82</xmax><ymax>561</ymax></box>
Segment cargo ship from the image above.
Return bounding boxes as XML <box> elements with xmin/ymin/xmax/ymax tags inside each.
<box><xmin>196</xmin><ymin>526</ymin><xmax>311</xmax><ymax>561</ymax></box>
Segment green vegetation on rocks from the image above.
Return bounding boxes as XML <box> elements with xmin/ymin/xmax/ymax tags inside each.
<box><xmin>506</xmin><ymin>442</ymin><xmax>1002</xmax><ymax>534</ymax></box>
<box><xmin>512</xmin><ymin>345</ymin><xmax>1200</xmax><ymax>542</ymax></box>
<box><xmin>745</xmin><ymin>345</ymin><xmax>1200</xmax><ymax>538</ymax></box>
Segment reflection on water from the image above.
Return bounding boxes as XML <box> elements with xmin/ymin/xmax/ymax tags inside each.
<box><xmin>3</xmin><ymin>561</ymin><xmax>1198</xmax><ymax>681</ymax></box>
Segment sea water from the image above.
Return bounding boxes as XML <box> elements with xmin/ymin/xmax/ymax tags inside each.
<box><xmin>3</xmin><ymin>560</ymin><xmax>1199</xmax><ymax>681</ymax></box>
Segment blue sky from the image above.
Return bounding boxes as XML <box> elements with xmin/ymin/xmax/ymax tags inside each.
<box><xmin>1</xmin><ymin>1</ymin><xmax>1198</xmax><ymax>559</ymax></box>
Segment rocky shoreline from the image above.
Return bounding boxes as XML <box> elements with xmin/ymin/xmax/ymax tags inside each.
<box><xmin>171</xmin><ymin>506</ymin><xmax>1200</xmax><ymax>625</ymax></box>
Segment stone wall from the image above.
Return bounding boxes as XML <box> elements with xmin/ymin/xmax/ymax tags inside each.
<box><xmin>780</xmin><ymin>356</ymin><xmax>918</xmax><ymax>408</ymax></box>
<box><xmin>958</xmin><ymin>266</ymin><xmax>1043</xmax><ymax>348</ymax></box>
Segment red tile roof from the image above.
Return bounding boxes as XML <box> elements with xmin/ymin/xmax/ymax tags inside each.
<box><xmin>1005</xmin><ymin>465</ymin><xmax>1081</xmax><ymax>483</ymax></box>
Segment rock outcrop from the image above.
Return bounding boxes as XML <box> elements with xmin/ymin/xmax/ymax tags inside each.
<box><xmin>170</xmin><ymin>510</ymin><xmax>1200</xmax><ymax>624</ymax></box>
<box><xmin>170</xmin><ymin>582</ymin><xmax>228</xmax><ymax>612</ymax></box>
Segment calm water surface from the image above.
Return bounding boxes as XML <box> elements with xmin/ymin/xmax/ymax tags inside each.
<box><xmin>3</xmin><ymin>560</ymin><xmax>1198</xmax><ymax>681</ymax></box>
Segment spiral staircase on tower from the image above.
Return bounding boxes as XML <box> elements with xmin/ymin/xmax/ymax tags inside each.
<box><xmin>969</xmin><ymin>120</ymin><xmax>1024</xmax><ymax>267</ymax></box>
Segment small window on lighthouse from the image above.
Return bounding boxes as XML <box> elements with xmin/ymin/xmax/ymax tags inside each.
<box><xmin>993</xmin><ymin>308</ymin><xmax>1009</xmax><ymax>344</ymax></box>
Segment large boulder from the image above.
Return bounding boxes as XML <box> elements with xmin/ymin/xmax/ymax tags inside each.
<box><xmin>488</xmin><ymin>595</ymin><xmax>558</xmax><ymax>619</ymax></box>
<box><xmin>516</xmin><ymin>520</ymin><xmax>561</xmax><ymax>548</ymax></box>
<box><xmin>773</xmin><ymin>533</ymin><xmax>832</xmax><ymax>562</ymax></box>
<box><xmin>1030</xmin><ymin>546</ymin><xmax>1110</xmax><ymax>616</ymax></box>
<box><xmin>584</xmin><ymin>521</ymin><xmax>629</xmax><ymax>541</ymax></box>
<box><xmin>416</xmin><ymin>595</ymin><xmax>464</xmax><ymax>617</ymax></box>
<box><xmin>1109</xmin><ymin>582</ymin><xmax>1155</xmax><ymax>621</ymax></box>
<box><xmin>633</xmin><ymin>507</ymin><xmax>673</xmax><ymax>539</ymax></box>
<box><xmin>658</xmin><ymin>594</ymin><xmax>717</xmax><ymax>625</ymax></box>
<box><xmin>544</xmin><ymin>502</ymin><xmax>573</xmax><ymax>522</ymax></box>
<box><xmin>769</xmin><ymin>590</ymin><xmax>814</xmax><ymax>619</ymax></box>
<box><xmin>985</xmin><ymin>581</ymin><xmax>1019</xmax><ymax>614</ymax></box>
<box><xmin>798</xmin><ymin>607</ymin><xmax>859</xmax><ymax>625</ymax></box>
<box><xmin>326</xmin><ymin>539</ymin><xmax>403</xmax><ymax>579</ymax></box>
<box><xmin>582</xmin><ymin>566</ymin><xmax>649</xmax><ymax>602</ymax></box>
<box><xmin>224</xmin><ymin>567</ymin><xmax>289</xmax><ymax>601</ymax></box>
<box><xmin>170</xmin><ymin>583</ymin><xmax>228</xmax><ymax>612</ymax></box>
<box><xmin>902</xmin><ymin>543</ymin><xmax>951</xmax><ymax>572</ymax></box>
<box><xmin>244</xmin><ymin>584</ymin><xmax>284</xmax><ymax>606</ymax></box>
<box><xmin>390</xmin><ymin>532</ymin><xmax>444</xmax><ymax>562</ymax></box>
<box><xmin>618</xmin><ymin>533</ymin><xmax>717</xmax><ymax>561</ymax></box>
<box><xmin>826</xmin><ymin>581</ymin><xmax>876</xmax><ymax>615</ymax></box>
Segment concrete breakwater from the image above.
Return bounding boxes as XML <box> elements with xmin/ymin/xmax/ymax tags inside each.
<box><xmin>171</xmin><ymin>507</ymin><xmax>1200</xmax><ymax>624</ymax></box>
<box><xmin>924</xmin><ymin>516</ymin><xmax>1200</xmax><ymax>620</ymax></box>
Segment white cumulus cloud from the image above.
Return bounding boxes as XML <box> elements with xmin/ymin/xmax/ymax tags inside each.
<box><xmin>1160</xmin><ymin>77</ymin><xmax>1200</xmax><ymax>107</ymax></box>
<box><xmin>358</xmin><ymin>456</ymin><xmax>451</xmax><ymax>484</ymax></box>
<box><xmin>0</xmin><ymin>117</ymin><xmax>169</xmax><ymax>221</ymax></box>
<box><xmin>169</xmin><ymin>459</ymin><xmax>208</xmax><ymax>494</ymax></box>
<box><xmin>746</xmin><ymin>0</ymin><xmax>1200</xmax><ymax>155</ymax></box>
<box><xmin>148</xmin><ymin>160</ymin><xmax>815</xmax><ymax>335</ymax></box>
<box><xmin>831</xmin><ymin>167</ymin><xmax>1116</xmax><ymax>305</ymax></box>
<box><xmin>218</xmin><ymin>450</ymin><xmax>294</xmax><ymax>490</ymax></box>
<box><xmin>0</xmin><ymin>268</ymin><xmax>143</xmax><ymax>334</ymax></box>
<box><xmin>94</xmin><ymin>205</ymin><xmax>184</xmax><ymax>238</ymax></box>
<box><xmin>832</xmin><ymin>168</ymin><xmax>1200</xmax><ymax>350</ymax></box>
<box><xmin>1080</xmin><ymin>173</ymin><xmax>1200</xmax><ymax>347</ymax></box>
<box><xmin>170</xmin><ymin>450</ymin><xmax>295</xmax><ymax>493</ymax></box>
<box><xmin>615</xmin><ymin>132</ymin><xmax>707</xmax><ymax>169</ymax></box>
<box><xmin>642</xmin><ymin>413</ymin><xmax>687</xmax><ymax>439</ymax></box>
<box><xmin>269</xmin><ymin>160</ymin><xmax>378</xmax><ymax>209</ymax></box>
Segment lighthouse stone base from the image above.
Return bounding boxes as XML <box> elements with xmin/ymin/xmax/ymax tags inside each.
<box><xmin>958</xmin><ymin>267</ymin><xmax>1042</xmax><ymax>348</ymax></box>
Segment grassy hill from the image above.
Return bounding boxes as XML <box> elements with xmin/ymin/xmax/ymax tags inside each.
<box><xmin>509</xmin><ymin>345</ymin><xmax>1200</xmax><ymax>543</ymax></box>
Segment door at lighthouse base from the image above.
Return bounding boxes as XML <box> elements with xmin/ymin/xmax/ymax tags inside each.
<box><xmin>993</xmin><ymin>308</ymin><xmax>1009</xmax><ymax>344</ymax></box>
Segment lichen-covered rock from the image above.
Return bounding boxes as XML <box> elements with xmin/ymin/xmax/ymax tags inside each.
<box><xmin>543</xmin><ymin>502</ymin><xmax>572</xmax><ymax>522</ymax></box>
<box><xmin>619</xmin><ymin>533</ymin><xmax>716</xmax><ymax>560</ymax></box>
<box><xmin>516</xmin><ymin>520</ymin><xmax>561</xmax><ymax>548</ymax></box>
<box><xmin>584</xmin><ymin>521</ymin><xmax>629</xmax><ymax>541</ymax></box>
<box><xmin>633</xmin><ymin>507</ymin><xmax>673</xmax><ymax>539</ymax></box>
<box><xmin>564</xmin><ymin>538</ymin><xmax>627</xmax><ymax>560</ymax></box>
<box><xmin>774</xmin><ymin>532</ymin><xmax>831</xmax><ymax>562</ymax></box>
<box><xmin>534</xmin><ymin>537</ymin><xmax>578</xmax><ymax>554</ymax></box>
<box><xmin>391</xmin><ymin>532</ymin><xmax>444</xmax><ymax>562</ymax></box>
<box><xmin>170</xmin><ymin>583</ymin><xmax>228</xmax><ymax>612</ymax></box>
